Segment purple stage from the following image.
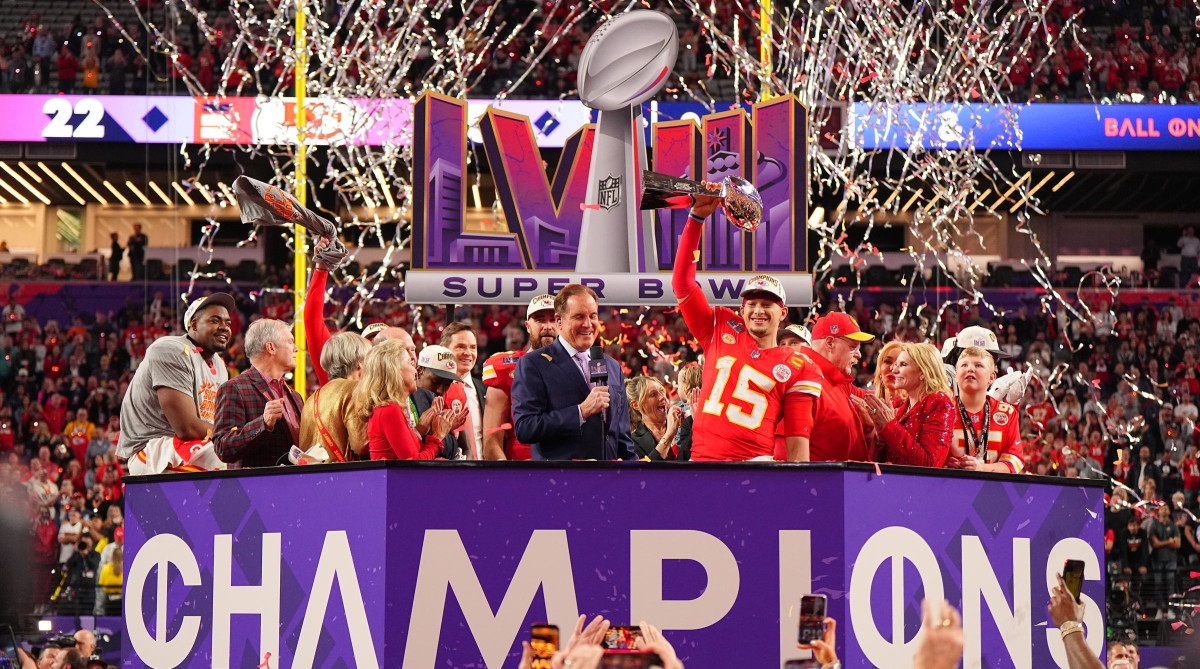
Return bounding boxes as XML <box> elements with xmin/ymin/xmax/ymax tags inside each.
<box><xmin>122</xmin><ymin>461</ymin><xmax>1110</xmax><ymax>668</ymax></box>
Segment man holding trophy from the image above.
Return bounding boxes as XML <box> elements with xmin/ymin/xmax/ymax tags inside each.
<box><xmin>653</xmin><ymin>181</ymin><xmax>819</xmax><ymax>463</ymax></box>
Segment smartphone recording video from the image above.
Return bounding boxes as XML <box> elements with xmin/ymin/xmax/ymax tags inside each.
<box><xmin>1063</xmin><ymin>559</ymin><xmax>1085</xmax><ymax>603</ymax></box>
<box><xmin>798</xmin><ymin>594</ymin><xmax>828</xmax><ymax>644</ymax></box>
<box><xmin>530</xmin><ymin>624</ymin><xmax>558</xmax><ymax>669</ymax></box>
<box><xmin>784</xmin><ymin>661</ymin><xmax>821</xmax><ymax>669</ymax></box>
<box><xmin>602</xmin><ymin>626</ymin><xmax>643</xmax><ymax>650</ymax></box>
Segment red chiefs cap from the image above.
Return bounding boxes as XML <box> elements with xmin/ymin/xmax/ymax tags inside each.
<box><xmin>811</xmin><ymin>312</ymin><xmax>874</xmax><ymax>342</ymax></box>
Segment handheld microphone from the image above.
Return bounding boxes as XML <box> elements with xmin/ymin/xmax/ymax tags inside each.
<box><xmin>587</xmin><ymin>345</ymin><xmax>610</xmax><ymax>459</ymax></box>
<box><xmin>587</xmin><ymin>345</ymin><xmax>609</xmax><ymax>386</ymax></box>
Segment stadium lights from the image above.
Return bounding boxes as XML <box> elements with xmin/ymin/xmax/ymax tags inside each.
<box><xmin>18</xmin><ymin>161</ymin><xmax>43</xmax><ymax>183</ymax></box>
<box><xmin>807</xmin><ymin>206</ymin><xmax>826</xmax><ymax>229</ymax></box>
<box><xmin>1051</xmin><ymin>171</ymin><xmax>1075</xmax><ymax>192</ymax></box>
<box><xmin>471</xmin><ymin>183</ymin><xmax>483</xmax><ymax>209</ymax></box>
<box><xmin>0</xmin><ymin>175</ymin><xmax>31</xmax><ymax>204</ymax></box>
<box><xmin>171</xmin><ymin>181</ymin><xmax>196</xmax><ymax>206</ymax></box>
<box><xmin>374</xmin><ymin>168</ymin><xmax>396</xmax><ymax>209</ymax></box>
<box><xmin>148</xmin><ymin>180</ymin><xmax>173</xmax><ymax>206</ymax></box>
<box><xmin>195</xmin><ymin>183</ymin><xmax>215</xmax><ymax>204</ymax></box>
<box><xmin>217</xmin><ymin>182</ymin><xmax>237</xmax><ymax>206</ymax></box>
<box><xmin>1008</xmin><ymin>171</ymin><xmax>1056</xmax><ymax>213</ymax></box>
<box><xmin>103</xmin><ymin>180</ymin><xmax>130</xmax><ymax>205</ymax></box>
<box><xmin>921</xmin><ymin>192</ymin><xmax>941</xmax><ymax>213</ymax></box>
<box><xmin>36</xmin><ymin>163</ymin><xmax>85</xmax><ymax>205</ymax></box>
<box><xmin>969</xmin><ymin>188</ymin><xmax>993</xmax><ymax>213</ymax></box>
<box><xmin>0</xmin><ymin>191</ymin><xmax>7</xmax><ymax>204</ymax></box>
<box><xmin>881</xmin><ymin>189</ymin><xmax>900</xmax><ymax>210</ymax></box>
<box><xmin>125</xmin><ymin>181</ymin><xmax>152</xmax><ymax>205</ymax></box>
<box><xmin>899</xmin><ymin>191</ymin><xmax>921</xmax><ymax>213</ymax></box>
<box><xmin>989</xmin><ymin>172</ymin><xmax>1031</xmax><ymax>211</ymax></box>
<box><xmin>0</xmin><ymin>176</ymin><xmax>29</xmax><ymax>204</ymax></box>
<box><xmin>60</xmin><ymin>164</ymin><xmax>108</xmax><ymax>204</ymax></box>
<box><xmin>0</xmin><ymin>163</ymin><xmax>51</xmax><ymax>204</ymax></box>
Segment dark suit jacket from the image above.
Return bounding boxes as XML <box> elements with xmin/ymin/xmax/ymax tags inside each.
<box><xmin>1125</xmin><ymin>459</ymin><xmax>1161</xmax><ymax>493</ymax></box>
<box><xmin>212</xmin><ymin>366</ymin><xmax>303</xmax><ymax>467</ymax></box>
<box><xmin>511</xmin><ymin>339</ymin><xmax>636</xmax><ymax>461</ymax></box>
<box><xmin>412</xmin><ymin>387</ymin><xmax>461</xmax><ymax>460</ymax></box>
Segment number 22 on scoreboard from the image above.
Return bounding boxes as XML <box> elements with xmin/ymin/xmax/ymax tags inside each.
<box><xmin>701</xmin><ymin>356</ymin><xmax>773</xmax><ymax>430</ymax></box>
<box><xmin>42</xmin><ymin>98</ymin><xmax>105</xmax><ymax>139</ymax></box>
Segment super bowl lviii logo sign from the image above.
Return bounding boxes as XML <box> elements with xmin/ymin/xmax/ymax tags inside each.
<box><xmin>406</xmin><ymin>7</ymin><xmax>808</xmax><ymax>306</ymax></box>
<box><xmin>406</xmin><ymin>92</ymin><xmax>812</xmax><ymax>306</ymax></box>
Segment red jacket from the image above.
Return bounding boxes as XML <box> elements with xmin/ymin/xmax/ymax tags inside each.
<box><xmin>368</xmin><ymin>403</ymin><xmax>442</xmax><ymax>460</ymax></box>
<box><xmin>874</xmin><ymin>392</ymin><xmax>954</xmax><ymax>467</ymax></box>
<box><xmin>801</xmin><ymin>346</ymin><xmax>870</xmax><ymax>462</ymax></box>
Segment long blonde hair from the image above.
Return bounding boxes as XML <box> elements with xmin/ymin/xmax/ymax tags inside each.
<box><xmin>349</xmin><ymin>339</ymin><xmax>414</xmax><ymax>443</ymax></box>
<box><xmin>902</xmin><ymin>342</ymin><xmax>953</xmax><ymax>398</ymax></box>
<box><xmin>873</xmin><ymin>340</ymin><xmax>907</xmax><ymax>401</ymax></box>
<box><xmin>625</xmin><ymin>376</ymin><xmax>666</xmax><ymax>431</ymax></box>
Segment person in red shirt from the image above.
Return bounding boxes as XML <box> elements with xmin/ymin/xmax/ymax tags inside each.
<box><xmin>1181</xmin><ymin>445</ymin><xmax>1200</xmax><ymax>495</ymax></box>
<box><xmin>804</xmin><ymin>312</ymin><xmax>876</xmax><ymax>462</ymax></box>
<box><xmin>946</xmin><ymin>346</ymin><xmax>1024</xmax><ymax>474</ymax></box>
<box><xmin>356</xmin><ymin>340</ymin><xmax>451</xmax><ymax>460</ymax></box>
<box><xmin>481</xmin><ymin>294</ymin><xmax>559</xmax><ymax>460</ymax></box>
<box><xmin>856</xmin><ymin>342</ymin><xmax>955</xmax><ymax>468</ymax></box>
<box><xmin>1026</xmin><ymin>391</ymin><xmax>1057</xmax><ymax>430</ymax></box>
<box><xmin>671</xmin><ymin>198</ymin><xmax>815</xmax><ymax>461</ymax></box>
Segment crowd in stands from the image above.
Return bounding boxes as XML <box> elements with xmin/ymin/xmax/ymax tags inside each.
<box><xmin>1</xmin><ymin>1</ymin><xmax>1198</xmax><ymax>102</ymax></box>
<box><xmin>4</xmin><ymin>253</ymin><xmax>1200</xmax><ymax>644</ymax></box>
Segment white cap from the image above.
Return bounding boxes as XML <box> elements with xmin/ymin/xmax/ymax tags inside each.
<box><xmin>361</xmin><ymin>323</ymin><xmax>387</xmax><ymax>340</ymax></box>
<box><xmin>950</xmin><ymin>325</ymin><xmax>1008</xmax><ymax>358</ymax></box>
<box><xmin>780</xmin><ymin>324</ymin><xmax>811</xmax><ymax>345</ymax></box>
<box><xmin>526</xmin><ymin>294</ymin><xmax>555</xmax><ymax>318</ymax></box>
<box><xmin>740</xmin><ymin>274</ymin><xmax>786</xmax><ymax>304</ymax></box>
<box><xmin>183</xmin><ymin>293</ymin><xmax>236</xmax><ymax>328</ymax></box>
<box><xmin>417</xmin><ymin>344</ymin><xmax>461</xmax><ymax>382</ymax></box>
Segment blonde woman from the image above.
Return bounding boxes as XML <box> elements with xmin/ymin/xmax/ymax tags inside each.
<box><xmin>855</xmin><ymin>342</ymin><xmax>954</xmax><ymax>467</ymax></box>
<box><xmin>872</xmin><ymin>340</ymin><xmax>907</xmax><ymax>401</ymax></box>
<box><xmin>676</xmin><ymin>363</ymin><xmax>703</xmax><ymax>460</ymax></box>
<box><xmin>626</xmin><ymin>376</ymin><xmax>684</xmax><ymax>460</ymax></box>
<box><xmin>299</xmin><ymin>332</ymin><xmax>372</xmax><ymax>461</ymax></box>
<box><xmin>352</xmin><ymin>340</ymin><xmax>456</xmax><ymax>460</ymax></box>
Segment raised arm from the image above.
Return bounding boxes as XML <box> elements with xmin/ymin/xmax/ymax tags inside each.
<box><xmin>672</xmin><ymin>196</ymin><xmax>721</xmax><ymax>347</ymax></box>
<box><xmin>304</xmin><ymin>267</ymin><xmax>333</xmax><ymax>385</ymax></box>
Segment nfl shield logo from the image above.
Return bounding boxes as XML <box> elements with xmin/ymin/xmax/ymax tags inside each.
<box><xmin>830</xmin><ymin>325</ymin><xmax>839</xmax><ymax>334</ymax></box>
<box><xmin>598</xmin><ymin>175</ymin><xmax>621</xmax><ymax>210</ymax></box>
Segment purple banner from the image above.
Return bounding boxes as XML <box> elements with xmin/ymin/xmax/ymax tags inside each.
<box><xmin>123</xmin><ymin>463</ymin><xmax>1104</xmax><ymax>669</ymax></box>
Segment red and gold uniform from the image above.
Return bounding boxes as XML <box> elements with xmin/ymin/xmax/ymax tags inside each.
<box><xmin>481</xmin><ymin>350</ymin><xmax>532</xmax><ymax>461</ymax></box>
<box><xmin>951</xmin><ymin>397</ymin><xmax>1024</xmax><ymax>474</ymax></box>
<box><xmin>672</xmin><ymin>212</ymin><xmax>816</xmax><ymax>461</ymax></box>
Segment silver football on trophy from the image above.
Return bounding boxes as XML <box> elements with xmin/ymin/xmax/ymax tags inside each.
<box><xmin>640</xmin><ymin>171</ymin><xmax>764</xmax><ymax>232</ymax></box>
<box><xmin>577</xmin><ymin>11</ymin><xmax>678</xmax><ymax>111</ymax></box>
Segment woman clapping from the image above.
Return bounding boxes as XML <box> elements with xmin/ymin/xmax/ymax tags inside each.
<box><xmin>855</xmin><ymin>342</ymin><xmax>954</xmax><ymax>467</ymax></box>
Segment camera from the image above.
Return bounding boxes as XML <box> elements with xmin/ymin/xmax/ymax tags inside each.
<box><xmin>46</xmin><ymin>635</ymin><xmax>76</xmax><ymax>649</ymax></box>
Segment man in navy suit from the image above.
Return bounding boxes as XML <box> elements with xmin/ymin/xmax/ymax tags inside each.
<box><xmin>512</xmin><ymin>284</ymin><xmax>636</xmax><ymax>460</ymax></box>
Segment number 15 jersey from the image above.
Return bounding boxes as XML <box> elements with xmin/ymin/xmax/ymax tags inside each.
<box><xmin>683</xmin><ymin>302</ymin><xmax>821</xmax><ymax>461</ymax></box>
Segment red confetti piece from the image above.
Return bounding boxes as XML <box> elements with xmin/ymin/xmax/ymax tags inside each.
<box><xmin>580</xmin><ymin>203</ymin><xmax>601</xmax><ymax>210</ymax></box>
<box><xmin>1172</xmin><ymin>621</ymin><xmax>1187</xmax><ymax>630</ymax></box>
<box><xmin>874</xmin><ymin>462</ymin><xmax>882</xmax><ymax>476</ymax></box>
<box><xmin>485</xmin><ymin>423</ymin><xmax>513</xmax><ymax>434</ymax></box>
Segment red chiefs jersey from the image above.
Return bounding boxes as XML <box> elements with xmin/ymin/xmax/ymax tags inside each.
<box><xmin>481</xmin><ymin>350</ymin><xmax>531</xmax><ymax>461</ymax></box>
<box><xmin>1182</xmin><ymin>457</ymin><xmax>1200</xmax><ymax>491</ymax></box>
<box><xmin>951</xmin><ymin>397</ymin><xmax>1024</xmax><ymax>474</ymax></box>
<box><xmin>1027</xmin><ymin>401</ymin><xmax>1056</xmax><ymax>428</ymax></box>
<box><xmin>681</xmin><ymin>303</ymin><xmax>818</xmax><ymax>461</ymax></box>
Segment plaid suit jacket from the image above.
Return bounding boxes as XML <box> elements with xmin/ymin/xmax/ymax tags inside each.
<box><xmin>212</xmin><ymin>366</ymin><xmax>303</xmax><ymax>467</ymax></box>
